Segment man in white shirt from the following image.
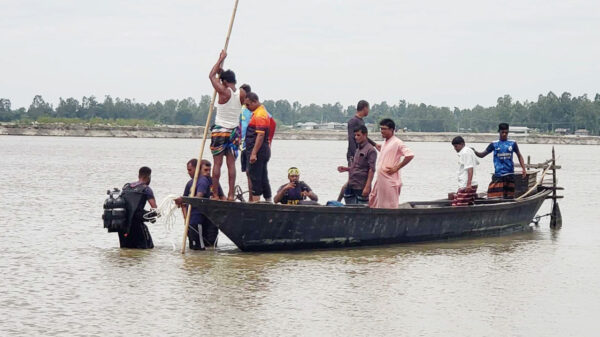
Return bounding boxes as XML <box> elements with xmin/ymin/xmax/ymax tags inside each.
<box><xmin>451</xmin><ymin>136</ymin><xmax>479</xmax><ymax>206</ymax></box>
<box><xmin>208</xmin><ymin>50</ymin><xmax>247</xmax><ymax>200</ymax></box>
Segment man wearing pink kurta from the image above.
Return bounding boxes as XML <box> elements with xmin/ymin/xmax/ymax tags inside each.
<box><xmin>369</xmin><ymin>118</ymin><xmax>414</xmax><ymax>208</ymax></box>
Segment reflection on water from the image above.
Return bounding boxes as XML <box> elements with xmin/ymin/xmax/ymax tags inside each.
<box><xmin>0</xmin><ymin>136</ymin><xmax>599</xmax><ymax>336</ymax></box>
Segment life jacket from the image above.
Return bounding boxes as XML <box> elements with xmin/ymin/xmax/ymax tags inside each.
<box><xmin>280</xmin><ymin>181</ymin><xmax>309</xmax><ymax>205</ymax></box>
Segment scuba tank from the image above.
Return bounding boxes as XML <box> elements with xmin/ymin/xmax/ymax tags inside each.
<box><xmin>102</xmin><ymin>188</ymin><xmax>128</xmax><ymax>232</ymax></box>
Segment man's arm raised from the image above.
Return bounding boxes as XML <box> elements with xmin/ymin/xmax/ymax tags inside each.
<box><xmin>209</xmin><ymin>50</ymin><xmax>230</xmax><ymax>99</ymax></box>
<box><xmin>472</xmin><ymin>143</ymin><xmax>493</xmax><ymax>158</ymax></box>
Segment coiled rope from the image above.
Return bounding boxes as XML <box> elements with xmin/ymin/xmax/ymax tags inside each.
<box><xmin>144</xmin><ymin>194</ymin><xmax>180</xmax><ymax>249</ymax></box>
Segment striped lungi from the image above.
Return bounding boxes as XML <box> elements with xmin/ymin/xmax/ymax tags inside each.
<box><xmin>210</xmin><ymin>125</ymin><xmax>240</xmax><ymax>158</ymax></box>
<box><xmin>487</xmin><ymin>175</ymin><xmax>515</xmax><ymax>199</ymax></box>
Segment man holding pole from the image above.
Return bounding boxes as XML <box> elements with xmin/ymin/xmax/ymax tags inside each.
<box><xmin>175</xmin><ymin>159</ymin><xmax>223</xmax><ymax>250</ymax></box>
<box><xmin>209</xmin><ymin>50</ymin><xmax>246</xmax><ymax>200</ymax></box>
<box><xmin>181</xmin><ymin>0</ymin><xmax>239</xmax><ymax>254</ymax></box>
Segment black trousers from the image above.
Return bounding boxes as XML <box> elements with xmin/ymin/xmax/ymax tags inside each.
<box><xmin>187</xmin><ymin>222</ymin><xmax>203</xmax><ymax>250</ymax></box>
<box><xmin>344</xmin><ymin>188</ymin><xmax>369</xmax><ymax>205</ymax></box>
<box><xmin>248</xmin><ymin>148</ymin><xmax>271</xmax><ymax>197</ymax></box>
<box><xmin>118</xmin><ymin>220</ymin><xmax>154</xmax><ymax>249</ymax></box>
<box><xmin>187</xmin><ymin>217</ymin><xmax>219</xmax><ymax>250</ymax></box>
<box><xmin>202</xmin><ymin>219</ymin><xmax>219</xmax><ymax>247</ymax></box>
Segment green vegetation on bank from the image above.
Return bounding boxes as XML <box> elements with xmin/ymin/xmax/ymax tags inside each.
<box><xmin>11</xmin><ymin>116</ymin><xmax>156</xmax><ymax>127</ymax></box>
<box><xmin>1</xmin><ymin>92</ymin><xmax>599</xmax><ymax>134</ymax></box>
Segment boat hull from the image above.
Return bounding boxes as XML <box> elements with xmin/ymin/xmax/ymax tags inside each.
<box><xmin>183</xmin><ymin>190</ymin><xmax>550</xmax><ymax>251</ymax></box>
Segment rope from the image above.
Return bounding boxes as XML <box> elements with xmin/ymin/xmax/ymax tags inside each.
<box><xmin>144</xmin><ymin>192</ymin><xmax>236</xmax><ymax>250</ymax></box>
<box><xmin>144</xmin><ymin>194</ymin><xmax>179</xmax><ymax>229</ymax></box>
<box><xmin>144</xmin><ymin>194</ymin><xmax>180</xmax><ymax>249</ymax></box>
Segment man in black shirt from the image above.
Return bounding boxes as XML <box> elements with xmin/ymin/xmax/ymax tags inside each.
<box><xmin>338</xmin><ymin>125</ymin><xmax>377</xmax><ymax>204</ymax></box>
<box><xmin>346</xmin><ymin>100</ymin><xmax>380</xmax><ymax>165</ymax></box>
<box><xmin>118</xmin><ymin>166</ymin><xmax>157</xmax><ymax>249</ymax></box>
<box><xmin>338</xmin><ymin>100</ymin><xmax>380</xmax><ymax>201</ymax></box>
<box><xmin>274</xmin><ymin>167</ymin><xmax>318</xmax><ymax>205</ymax></box>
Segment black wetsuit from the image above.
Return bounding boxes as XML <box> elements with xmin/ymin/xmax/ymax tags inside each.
<box><xmin>117</xmin><ymin>182</ymin><xmax>154</xmax><ymax>249</ymax></box>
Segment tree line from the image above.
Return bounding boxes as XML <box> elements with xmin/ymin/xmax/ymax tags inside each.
<box><xmin>1</xmin><ymin>91</ymin><xmax>599</xmax><ymax>134</ymax></box>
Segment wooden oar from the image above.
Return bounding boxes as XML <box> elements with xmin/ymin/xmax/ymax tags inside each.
<box><xmin>549</xmin><ymin>146</ymin><xmax>562</xmax><ymax>228</ymax></box>
<box><xmin>181</xmin><ymin>0</ymin><xmax>240</xmax><ymax>254</ymax></box>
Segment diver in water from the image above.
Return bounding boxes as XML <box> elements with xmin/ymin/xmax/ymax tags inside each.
<box><xmin>117</xmin><ymin>166</ymin><xmax>157</xmax><ymax>249</ymax></box>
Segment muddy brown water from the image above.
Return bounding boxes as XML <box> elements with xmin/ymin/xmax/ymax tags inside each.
<box><xmin>1</xmin><ymin>136</ymin><xmax>598</xmax><ymax>336</ymax></box>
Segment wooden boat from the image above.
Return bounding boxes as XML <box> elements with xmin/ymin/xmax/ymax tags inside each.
<box><xmin>182</xmin><ymin>187</ymin><xmax>552</xmax><ymax>252</ymax></box>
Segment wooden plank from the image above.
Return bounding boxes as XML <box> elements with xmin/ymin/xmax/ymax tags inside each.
<box><xmin>516</xmin><ymin>163</ymin><xmax>562</xmax><ymax>169</ymax></box>
<box><xmin>542</xmin><ymin>186</ymin><xmax>564</xmax><ymax>190</ymax></box>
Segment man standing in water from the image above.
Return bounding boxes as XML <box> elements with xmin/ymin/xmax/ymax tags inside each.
<box><xmin>118</xmin><ymin>166</ymin><xmax>157</xmax><ymax>249</ymax></box>
<box><xmin>243</xmin><ymin>92</ymin><xmax>272</xmax><ymax>202</ymax></box>
<box><xmin>176</xmin><ymin>159</ymin><xmax>223</xmax><ymax>250</ymax></box>
<box><xmin>209</xmin><ymin>50</ymin><xmax>246</xmax><ymax>200</ymax></box>
<box><xmin>369</xmin><ymin>119</ymin><xmax>414</xmax><ymax>209</ymax></box>
<box><xmin>473</xmin><ymin>123</ymin><xmax>527</xmax><ymax>199</ymax></box>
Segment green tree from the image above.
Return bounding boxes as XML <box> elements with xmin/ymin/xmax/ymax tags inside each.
<box><xmin>0</xmin><ymin>98</ymin><xmax>12</xmax><ymax>121</ymax></box>
<box><xmin>27</xmin><ymin>95</ymin><xmax>53</xmax><ymax>119</ymax></box>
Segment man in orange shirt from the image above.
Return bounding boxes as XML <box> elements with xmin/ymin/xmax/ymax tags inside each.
<box><xmin>243</xmin><ymin>92</ymin><xmax>272</xmax><ymax>202</ymax></box>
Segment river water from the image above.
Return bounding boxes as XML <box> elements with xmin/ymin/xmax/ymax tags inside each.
<box><xmin>1</xmin><ymin>135</ymin><xmax>598</xmax><ymax>336</ymax></box>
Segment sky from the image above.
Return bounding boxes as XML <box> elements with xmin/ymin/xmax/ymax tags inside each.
<box><xmin>2</xmin><ymin>0</ymin><xmax>599</xmax><ymax>109</ymax></box>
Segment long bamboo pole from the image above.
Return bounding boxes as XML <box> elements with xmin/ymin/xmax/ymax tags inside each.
<box><xmin>181</xmin><ymin>0</ymin><xmax>240</xmax><ymax>254</ymax></box>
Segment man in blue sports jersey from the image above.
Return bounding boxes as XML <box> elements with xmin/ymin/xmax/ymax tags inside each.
<box><xmin>473</xmin><ymin>123</ymin><xmax>527</xmax><ymax>199</ymax></box>
<box><xmin>239</xmin><ymin>84</ymin><xmax>253</xmax><ymax>175</ymax></box>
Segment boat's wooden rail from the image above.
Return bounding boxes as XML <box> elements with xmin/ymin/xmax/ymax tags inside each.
<box><xmin>409</xmin><ymin>190</ymin><xmax>547</xmax><ymax>209</ymax></box>
<box><xmin>519</xmin><ymin>148</ymin><xmax>563</xmax><ymax>228</ymax></box>
<box><xmin>516</xmin><ymin>159</ymin><xmax>561</xmax><ymax>170</ymax></box>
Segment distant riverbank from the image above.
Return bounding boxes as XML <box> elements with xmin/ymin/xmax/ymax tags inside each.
<box><xmin>1</xmin><ymin>122</ymin><xmax>598</xmax><ymax>145</ymax></box>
